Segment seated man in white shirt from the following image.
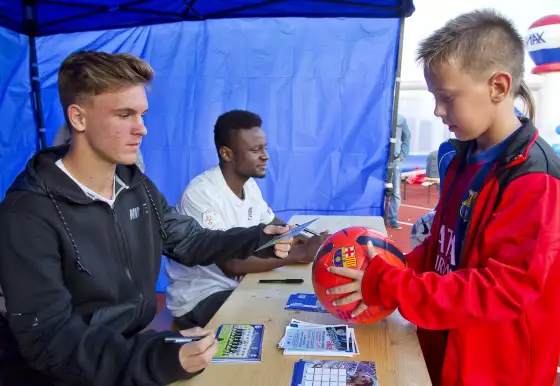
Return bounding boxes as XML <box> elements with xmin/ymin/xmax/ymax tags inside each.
<box><xmin>165</xmin><ymin>110</ymin><xmax>327</xmax><ymax>329</ymax></box>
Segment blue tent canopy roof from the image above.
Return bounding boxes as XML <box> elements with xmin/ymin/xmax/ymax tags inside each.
<box><xmin>0</xmin><ymin>0</ymin><xmax>414</xmax><ymax>36</ymax></box>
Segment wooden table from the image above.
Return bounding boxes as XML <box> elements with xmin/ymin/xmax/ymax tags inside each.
<box><xmin>179</xmin><ymin>215</ymin><xmax>431</xmax><ymax>386</ymax></box>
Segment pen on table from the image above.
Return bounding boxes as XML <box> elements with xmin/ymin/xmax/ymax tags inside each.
<box><xmin>294</xmin><ymin>224</ymin><xmax>320</xmax><ymax>236</ymax></box>
<box><xmin>259</xmin><ymin>279</ymin><xmax>304</xmax><ymax>284</ymax></box>
<box><xmin>165</xmin><ymin>336</ymin><xmax>224</xmax><ymax>344</ymax></box>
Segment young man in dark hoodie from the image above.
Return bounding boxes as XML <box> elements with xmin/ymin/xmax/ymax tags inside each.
<box><xmin>0</xmin><ymin>51</ymin><xmax>293</xmax><ymax>386</ymax></box>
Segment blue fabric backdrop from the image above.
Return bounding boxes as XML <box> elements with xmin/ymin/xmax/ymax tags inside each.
<box><xmin>0</xmin><ymin>0</ymin><xmax>414</xmax><ymax>35</ymax></box>
<box><xmin>0</xmin><ymin>18</ymin><xmax>400</xmax><ymax>291</ymax></box>
<box><xmin>35</xmin><ymin>17</ymin><xmax>399</xmax><ymax>218</ymax></box>
<box><xmin>0</xmin><ymin>27</ymin><xmax>36</xmax><ymax>200</ymax></box>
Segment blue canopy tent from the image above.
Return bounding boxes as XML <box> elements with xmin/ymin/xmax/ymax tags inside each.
<box><xmin>0</xmin><ymin>0</ymin><xmax>414</xmax><ymax>291</ymax></box>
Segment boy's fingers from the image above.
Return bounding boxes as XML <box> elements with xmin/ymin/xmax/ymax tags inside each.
<box><xmin>366</xmin><ymin>241</ymin><xmax>380</xmax><ymax>260</ymax></box>
<box><xmin>327</xmin><ymin>266</ymin><xmax>362</xmax><ymax>279</ymax></box>
<box><xmin>332</xmin><ymin>292</ymin><xmax>362</xmax><ymax>306</ymax></box>
<box><xmin>351</xmin><ymin>301</ymin><xmax>369</xmax><ymax>318</ymax></box>
<box><xmin>326</xmin><ymin>281</ymin><xmax>359</xmax><ymax>295</ymax></box>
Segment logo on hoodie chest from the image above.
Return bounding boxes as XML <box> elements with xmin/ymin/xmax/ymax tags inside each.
<box><xmin>130</xmin><ymin>206</ymin><xmax>140</xmax><ymax>220</ymax></box>
<box><xmin>129</xmin><ymin>203</ymin><xmax>149</xmax><ymax>221</ymax></box>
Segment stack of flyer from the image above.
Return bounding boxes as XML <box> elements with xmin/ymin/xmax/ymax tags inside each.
<box><xmin>278</xmin><ymin>319</ymin><xmax>359</xmax><ymax>357</ymax></box>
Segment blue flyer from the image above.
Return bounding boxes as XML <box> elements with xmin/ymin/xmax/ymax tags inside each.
<box><xmin>285</xmin><ymin>293</ymin><xmax>328</xmax><ymax>313</ymax></box>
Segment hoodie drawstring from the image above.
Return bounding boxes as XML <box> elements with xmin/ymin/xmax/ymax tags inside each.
<box><xmin>47</xmin><ymin>190</ymin><xmax>92</xmax><ymax>276</ymax></box>
<box><xmin>141</xmin><ymin>182</ymin><xmax>167</xmax><ymax>241</ymax></box>
<box><xmin>47</xmin><ymin>182</ymin><xmax>167</xmax><ymax>276</ymax></box>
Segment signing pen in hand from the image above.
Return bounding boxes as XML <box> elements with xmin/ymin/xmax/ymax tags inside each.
<box><xmin>164</xmin><ymin>336</ymin><xmax>224</xmax><ymax>344</ymax></box>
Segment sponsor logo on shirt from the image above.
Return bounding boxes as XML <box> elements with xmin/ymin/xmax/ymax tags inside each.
<box><xmin>460</xmin><ymin>189</ymin><xmax>478</xmax><ymax>222</ymax></box>
<box><xmin>435</xmin><ymin>224</ymin><xmax>455</xmax><ymax>275</ymax></box>
<box><xmin>202</xmin><ymin>210</ymin><xmax>219</xmax><ymax>229</ymax></box>
<box><xmin>248</xmin><ymin>207</ymin><xmax>253</xmax><ymax>220</ymax></box>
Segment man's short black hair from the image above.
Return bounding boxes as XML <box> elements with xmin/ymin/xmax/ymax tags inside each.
<box><xmin>214</xmin><ymin>110</ymin><xmax>262</xmax><ymax>159</ymax></box>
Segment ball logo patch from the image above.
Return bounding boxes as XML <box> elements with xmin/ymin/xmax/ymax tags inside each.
<box><xmin>332</xmin><ymin>246</ymin><xmax>357</xmax><ymax>268</ymax></box>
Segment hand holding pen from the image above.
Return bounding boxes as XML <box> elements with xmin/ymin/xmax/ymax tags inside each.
<box><xmin>172</xmin><ymin>327</ymin><xmax>218</xmax><ymax>374</ymax></box>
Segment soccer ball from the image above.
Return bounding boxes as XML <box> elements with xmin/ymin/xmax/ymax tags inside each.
<box><xmin>312</xmin><ymin>227</ymin><xmax>406</xmax><ymax>324</ymax></box>
<box><xmin>410</xmin><ymin>211</ymin><xmax>436</xmax><ymax>249</ymax></box>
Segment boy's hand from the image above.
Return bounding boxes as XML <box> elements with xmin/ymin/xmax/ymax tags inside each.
<box><xmin>177</xmin><ymin>327</ymin><xmax>218</xmax><ymax>373</ymax></box>
<box><xmin>325</xmin><ymin>241</ymin><xmax>377</xmax><ymax>318</ymax></box>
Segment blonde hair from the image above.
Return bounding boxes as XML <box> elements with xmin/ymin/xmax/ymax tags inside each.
<box><xmin>417</xmin><ymin>9</ymin><xmax>535</xmax><ymax>120</ymax></box>
<box><xmin>58</xmin><ymin>51</ymin><xmax>154</xmax><ymax>125</ymax></box>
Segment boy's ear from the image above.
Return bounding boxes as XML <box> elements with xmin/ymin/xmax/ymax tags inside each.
<box><xmin>67</xmin><ymin>104</ymin><xmax>87</xmax><ymax>133</ymax></box>
<box><xmin>489</xmin><ymin>72</ymin><xmax>513</xmax><ymax>103</ymax></box>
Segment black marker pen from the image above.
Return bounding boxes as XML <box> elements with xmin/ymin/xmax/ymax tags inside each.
<box><xmin>258</xmin><ymin>279</ymin><xmax>304</xmax><ymax>284</ymax></box>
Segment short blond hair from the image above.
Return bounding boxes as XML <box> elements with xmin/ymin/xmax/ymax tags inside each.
<box><xmin>417</xmin><ymin>9</ymin><xmax>535</xmax><ymax>119</ymax></box>
<box><xmin>58</xmin><ymin>51</ymin><xmax>154</xmax><ymax>125</ymax></box>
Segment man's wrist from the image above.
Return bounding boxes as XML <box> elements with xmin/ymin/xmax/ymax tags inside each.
<box><xmin>151</xmin><ymin>333</ymin><xmax>195</xmax><ymax>384</ymax></box>
<box><xmin>286</xmin><ymin>244</ymin><xmax>311</xmax><ymax>264</ymax></box>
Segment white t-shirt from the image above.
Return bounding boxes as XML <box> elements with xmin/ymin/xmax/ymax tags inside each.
<box><xmin>165</xmin><ymin>166</ymin><xmax>275</xmax><ymax>318</ymax></box>
<box><xmin>55</xmin><ymin>159</ymin><xmax>127</xmax><ymax>207</ymax></box>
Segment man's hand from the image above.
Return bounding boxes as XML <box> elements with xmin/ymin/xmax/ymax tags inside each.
<box><xmin>263</xmin><ymin>225</ymin><xmax>293</xmax><ymax>258</ymax></box>
<box><xmin>178</xmin><ymin>327</ymin><xmax>218</xmax><ymax>374</ymax></box>
<box><xmin>287</xmin><ymin>231</ymin><xmax>330</xmax><ymax>264</ymax></box>
<box><xmin>325</xmin><ymin>241</ymin><xmax>377</xmax><ymax>317</ymax></box>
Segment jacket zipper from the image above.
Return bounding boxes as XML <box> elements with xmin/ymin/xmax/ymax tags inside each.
<box><xmin>108</xmin><ymin>205</ymin><xmax>145</xmax><ymax>324</ymax></box>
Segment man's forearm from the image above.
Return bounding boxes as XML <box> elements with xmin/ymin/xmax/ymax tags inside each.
<box><xmin>217</xmin><ymin>243</ymin><xmax>312</xmax><ymax>277</ymax></box>
<box><xmin>217</xmin><ymin>256</ymin><xmax>291</xmax><ymax>276</ymax></box>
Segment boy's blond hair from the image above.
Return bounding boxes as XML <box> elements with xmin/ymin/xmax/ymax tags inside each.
<box><xmin>416</xmin><ymin>9</ymin><xmax>535</xmax><ymax>120</ymax></box>
<box><xmin>58</xmin><ymin>51</ymin><xmax>154</xmax><ymax>128</ymax></box>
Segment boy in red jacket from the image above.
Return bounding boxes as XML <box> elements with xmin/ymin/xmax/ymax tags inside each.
<box><xmin>326</xmin><ymin>9</ymin><xmax>560</xmax><ymax>386</ymax></box>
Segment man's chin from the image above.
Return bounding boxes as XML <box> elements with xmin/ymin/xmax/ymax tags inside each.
<box><xmin>118</xmin><ymin>155</ymin><xmax>138</xmax><ymax>166</ymax></box>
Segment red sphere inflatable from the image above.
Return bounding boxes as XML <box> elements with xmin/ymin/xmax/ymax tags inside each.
<box><xmin>312</xmin><ymin>226</ymin><xmax>406</xmax><ymax>324</ymax></box>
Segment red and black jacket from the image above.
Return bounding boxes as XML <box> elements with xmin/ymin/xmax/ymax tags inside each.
<box><xmin>363</xmin><ymin>119</ymin><xmax>560</xmax><ymax>386</ymax></box>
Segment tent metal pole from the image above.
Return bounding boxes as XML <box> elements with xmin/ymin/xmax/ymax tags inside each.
<box><xmin>23</xmin><ymin>0</ymin><xmax>47</xmax><ymax>150</ymax></box>
<box><xmin>384</xmin><ymin>16</ymin><xmax>406</xmax><ymax>224</ymax></box>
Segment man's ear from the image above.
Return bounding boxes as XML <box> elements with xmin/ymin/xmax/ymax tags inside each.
<box><xmin>220</xmin><ymin>146</ymin><xmax>234</xmax><ymax>162</ymax></box>
<box><xmin>67</xmin><ymin>104</ymin><xmax>87</xmax><ymax>133</ymax></box>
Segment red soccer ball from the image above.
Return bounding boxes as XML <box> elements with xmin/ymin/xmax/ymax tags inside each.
<box><xmin>312</xmin><ymin>226</ymin><xmax>406</xmax><ymax>324</ymax></box>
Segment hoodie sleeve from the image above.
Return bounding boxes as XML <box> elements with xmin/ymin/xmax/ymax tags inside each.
<box><xmin>0</xmin><ymin>213</ymin><xmax>194</xmax><ymax>386</ymax></box>
<box><xmin>361</xmin><ymin>173</ymin><xmax>560</xmax><ymax>330</ymax></box>
<box><xmin>149</xmin><ymin>182</ymin><xmax>276</xmax><ymax>265</ymax></box>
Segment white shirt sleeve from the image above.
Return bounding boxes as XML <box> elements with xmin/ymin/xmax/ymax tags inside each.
<box><xmin>178</xmin><ymin>184</ymin><xmax>228</xmax><ymax>231</ymax></box>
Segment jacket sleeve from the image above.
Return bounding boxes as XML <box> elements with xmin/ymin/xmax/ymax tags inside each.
<box><xmin>362</xmin><ymin>173</ymin><xmax>560</xmax><ymax>330</ymax></box>
<box><xmin>0</xmin><ymin>213</ymin><xmax>192</xmax><ymax>386</ymax></box>
<box><xmin>404</xmin><ymin>237</ymin><xmax>429</xmax><ymax>273</ymax></box>
<box><xmin>152</xmin><ymin>183</ymin><xmax>275</xmax><ymax>266</ymax></box>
